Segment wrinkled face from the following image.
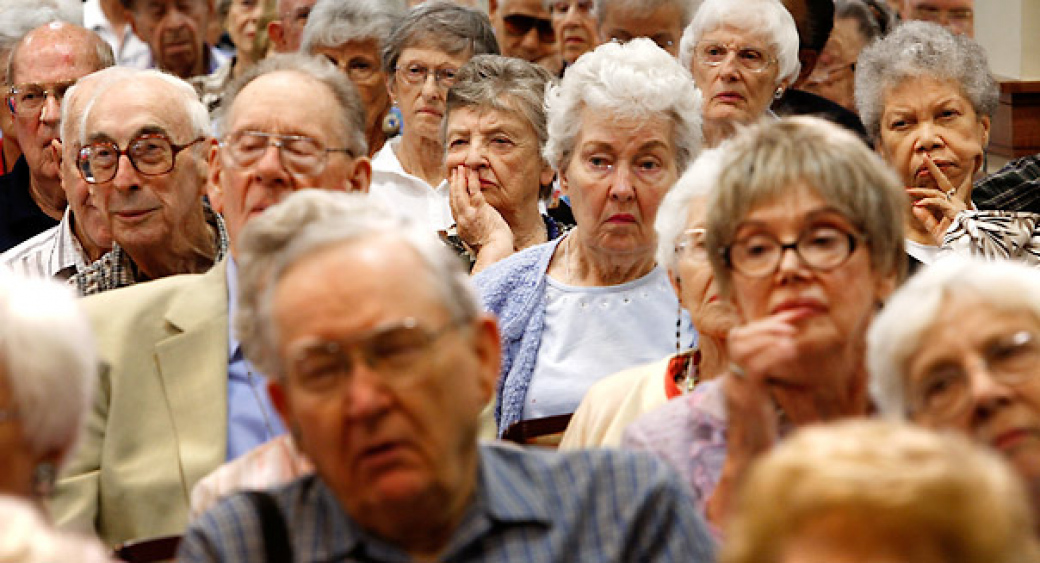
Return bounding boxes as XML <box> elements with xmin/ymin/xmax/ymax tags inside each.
<box><xmin>269</xmin><ymin>239</ymin><xmax>498</xmax><ymax>529</ymax></box>
<box><xmin>906</xmin><ymin>296</ymin><xmax>1040</xmax><ymax>497</ymax></box>
<box><xmin>674</xmin><ymin>198</ymin><xmax>740</xmax><ymax>338</ymax></box>
<box><xmin>877</xmin><ymin>76</ymin><xmax>989</xmax><ymax>194</ymax></box>
<box><xmin>598</xmin><ymin>2</ymin><xmax>683</xmax><ymax>56</ymax></box>
<box><xmin>389</xmin><ymin>46</ymin><xmax>471</xmax><ymax>145</ymax></box>
<box><xmin>226</xmin><ymin>0</ymin><xmax>261</xmax><ymax>62</ymax></box>
<box><xmin>270</xmin><ymin>0</ymin><xmax>316</xmax><ymax>52</ymax></box>
<box><xmin>491</xmin><ymin>0</ymin><xmax>557</xmax><ymax>68</ymax></box>
<box><xmin>315</xmin><ymin>39</ymin><xmax>390</xmax><ymax>153</ymax></box>
<box><xmin>802</xmin><ymin>17</ymin><xmax>865</xmax><ymax>112</ymax></box>
<box><xmin>727</xmin><ymin>185</ymin><xmax>894</xmax><ymax>376</ymax></box>
<box><xmin>691</xmin><ymin>26</ymin><xmax>784</xmax><ymax>128</ymax></box>
<box><xmin>904</xmin><ymin>0</ymin><xmax>974</xmax><ymax>37</ymax></box>
<box><xmin>562</xmin><ymin>110</ymin><xmax>678</xmax><ymax>256</ymax></box>
<box><xmin>209</xmin><ymin>71</ymin><xmax>368</xmax><ymax>255</ymax></box>
<box><xmin>84</xmin><ymin>78</ymin><xmax>207</xmax><ymax>255</ymax></box>
<box><xmin>549</xmin><ymin>0</ymin><xmax>597</xmax><ymax>65</ymax></box>
<box><xmin>443</xmin><ymin>105</ymin><xmax>553</xmax><ymax>222</ymax></box>
<box><xmin>778</xmin><ymin>510</ymin><xmax>948</xmax><ymax>563</ymax></box>
<box><xmin>8</xmin><ymin>30</ymin><xmax>100</xmax><ymax>187</ymax></box>
<box><xmin>129</xmin><ymin>0</ymin><xmax>213</xmax><ymax>78</ymax></box>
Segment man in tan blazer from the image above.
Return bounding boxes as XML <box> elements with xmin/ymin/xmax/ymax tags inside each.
<box><xmin>51</xmin><ymin>53</ymin><xmax>372</xmax><ymax>547</ymax></box>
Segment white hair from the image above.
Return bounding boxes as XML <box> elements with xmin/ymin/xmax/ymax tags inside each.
<box><xmin>868</xmin><ymin>257</ymin><xmax>1040</xmax><ymax>418</ymax></box>
<box><xmin>654</xmin><ymin>147</ymin><xmax>724</xmax><ymax>274</ymax></box>
<box><xmin>678</xmin><ymin>0</ymin><xmax>801</xmax><ymax>87</ymax></box>
<box><xmin>300</xmin><ymin>0</ymin><xmax>404</xmax><ymax>54</ymax></box>
<box><xmin>0</xmin><ymin>495</ymin><xmax>111</xmax><ymax>562</ymax></box>
<box><xmin>543</xmin><ymin>37</ymin><xmax>703</xmax><ymax>172</ymax></box>
<box><xmin>0</xmin><ymin>272</ymin><xmax>96</xmax><ymax>462</ymax></box>
<box><xmin>60</xmin><ymin>66</ymin><xmax>137</xmax><ymax>146</ymax></box>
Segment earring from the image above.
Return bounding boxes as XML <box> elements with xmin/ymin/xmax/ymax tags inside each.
<box><xmin>774</xmin><ymin>87</ymin><xmax>785</xmax><ymax>99</ymax></box>
<box><xmin>382</xmin><ymin>103</ymin><xmax>402</xmax><ymax>137</ymax></box>
<box><xmin>674</xmin><ymin>277</ymin><xmax>683</xmax><ymax>355</ymax></box>
<box><xmin>32</xmin><ymin>462</ymin><xmax>56</xmax><ymax>498</ymax></box>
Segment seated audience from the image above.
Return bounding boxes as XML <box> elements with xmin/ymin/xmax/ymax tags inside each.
<box><xmin>70</xmin><ymin>69</ymin><xmax>229</xmax><ymax>295</ymax></box>
<box><xmin>902</xmin><ymin>0</ymin><xmax>973</xmax><ymax>37</ymax></box>
<box><xmin>545</xmin><ymin>0</ymin><xmax>597</xmax><ymax>71</ymax></box>
<box><xmin>679</xmin><ymin>0</ymin><xmax>802</xmax><ymax>147</ymax></box>
<box><xmin>624</xmin><ymin>117</ymin><xmax>906</xmax><ymax>532</ymax></box>
<box><xmin>869</xmin><ymin>257</ymin><xmax>1040</xmax><ymax>531</ymax></box>
<box><xmin>444</xmin><ymin>54</ymin><xmax>562</xmax><ymax>273</ymax></box>
<box><xmin>122</xmin><ymin>0</ymin><xmax>228</xmax><ymax>79</ymax></box>
<box><xmin>192</xmin><ymin>0</ymin><xmax>265</xmax><ymax>111</ymax></box>
<box><xmin>802</xmin><ymin>0</ymin><xmax>884</xmax><ymax>113</ymax></box>
<box><xmin>721</xmin><ymin>420</ymin><xmax>1040</xmax><ymax>563</ymax></box>
<box><xmin>475</xmin><ymin>39</ymin><xmax>701</xmax><ymax>441</ymax></box>
<box><xmin>596</xmin><ymin>0</ymin><xmax>690</xmax><ymax>57</ymax></box>
<box><xmin>300</xmin><ymin>0</ymin><xmax>403</xmax><ymax>157</ymax></box>
<box><xmin>178</xmin><ymin>190</ymin><xmax>717</xmax><ymax>562</ymax></box>
<box><xmin>51</xmin><ymin>53</ymin><xmax>371</xmax><ymax>547</ymax></box>
<box><xmin>560</xmin><ymin>150</ymin><xmax>739</xmax><ymax>448</ymax></box>
<box><xmin>85</xmin><ymin>0</ymin><xmax>150</xmax><ymax>68</ymax></box>
<box><xmin>370</xmin><ymin>2</ymin><xmax>499</xmax><ymax>233</ymax></box>
<box><xmin>856</xmin><ymin>21</ymin><xmax>998</xmax><ymax>268</ymax></box>
<box><xmin>489</xmin><ymin>0</ymin><xmax>559</xmax><ymax>74</ymax></box>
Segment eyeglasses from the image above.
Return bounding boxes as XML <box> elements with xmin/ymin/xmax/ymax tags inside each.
<box><xmin>550</xmin><ymin>0</ymin><xmax>593</xmax><ymax>17</ymax></box>
<box><xmin>394</xmin><ymin>63</ymin><xmax>459</xmax><ymax>89</ymax></box>
<box><xmin>77</xmin><ymin>133</ymin><xmax>205</xmax><ymax>184</ymax></box>
<box><xmin>220</xmin><ymin>130</ymin><xmax>353</xmax><ymax>178</ymax></box>
<box><xmin>911</xmin><ymin>6</ymin><xmax>973</xmax><ymax>23</ymax></box>
<box><xmin>675</xmin><ymin>228</ymin><xmax>709</xmax><ymax>262</ymax></box>
<box><xmin>7</xmin><ymin>80</ymin><xmax>77</xmax><ymax>115</ymax></box>
<box><xmin>322</xmin><ymin>54</ymin><xmax>381</xmax><ymax>83</ymax></box>
<box><xmin>286</xmin><ymin>317</ymin><xmax>469</xmax><ymax>395</ymax></box>
<box><xmin>909</xmin><ymin>331</ymin><xmax>1040</xmax><ymax>421</ymax></box>
<box><xmin>693</xmin><ymin>41</ymin><xmax>775</xmax><ymax>73</ymax></box>
<box><xmin>503</xmin><ymin>14</ymin><xmax>555</xmax><ymax>43</ymax></box>
<box><xmin>723</xmin><ymin>225</ymin><xmax>863</xmax><ymax>277</ymax></box>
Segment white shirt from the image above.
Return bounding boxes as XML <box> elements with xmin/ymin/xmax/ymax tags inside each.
<box><xmin>83</xmin><ymin>0</ymin><xmax>151</xmax><ymax>69</ymax></box>
<box><xmin>1</xmin><ymin>208</ymin><xmax>91</xmax><ymax>279</ymax></box>
<box><xmin>906</xmin><ymin>238</ymin><xmax>940</xmax><ymax>266</ymax></box>
<box><xmin>369</xmin><ymin>138</ymin><xmax>453</xmax><ymax>233</ymax></box>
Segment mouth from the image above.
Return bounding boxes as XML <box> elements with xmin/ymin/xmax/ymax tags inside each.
<box><xmin>990</xmin><ymin>427</ymin><xmax>1040</xmax><ymax>453</ymax></box>
<box><xmin>113</xmin><ymin>208</ymin><xmax>158</xmax><ymax>223</ymax></box>
<box><xmin>478</xmin><ymin>179</ymin><xmax>496</xmax><ymax>189</ymax></box>
<box><xmin>356</xmin><ymin>440</ymin><xmax>411</xmax><ymax>471</ymax></box>
<box><xmin>769</xmin><ymin>297</ymin><xmax>827</xmax><ymax>317</ymax></box>
<box><xmin>606</xmin><ymin>213</ymin><xmax>637</xmax><ymax>224</ymax></box>
<box><xmin>915</xmin><ymin>158</ymin><xmax>955</xmax><ymax>179</ymax></box>
<box><xmin>417</xmin><ymin>107</ymin><xmax>443</xmax><ymax>118</ymax></box>
<box><xmin>713</xmin><ymin>91</ymin><xmax>746</xmax><ymax>104</ymax></box>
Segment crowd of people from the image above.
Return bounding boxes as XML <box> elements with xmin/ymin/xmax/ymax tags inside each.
<box><xmin>3</xmin><ymin>0</ymin><xmax>1039</xmax><ymax>561</ymax></box>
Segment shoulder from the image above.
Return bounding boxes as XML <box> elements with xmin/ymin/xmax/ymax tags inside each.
<box><xmin>623</xmin><ymin>379</ymin><xmax>725</xmax><ymax>449</ymax></box>
<box><xmin>473</xmin><ymin>239</ymin><xmax>558</xmax><ymax>299</ymax></box>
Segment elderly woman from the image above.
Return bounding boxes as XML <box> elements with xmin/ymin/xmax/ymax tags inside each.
<box><xmin>624</xmin><ymin>116</ymin><xmax>906</xmax><ymax>531</ymax></box>
<box><xmin>722</xmin><ymin>420</ymin><xmax>1040</xmax><ymax>563</ymax></box>
<box><xmin>301</xmin><ymin>0</ymin><xmax>403</xmax><ymax>157</ymax></box>
<box><xmin>869</xmin><ymin>257</ymin><xmax>1040</xmax><ymax>530</ymax></box>
<box><xmin>679</xmin><ymin>0</ymin><xmax>801</xmax><ymax>148</ymax></box>
<box><xmin>856</xmin><ymin>21</ymin><xmax>998</xmax><ymax>267</ymax></box>
<box><xmin>560</xmin><ymin>149</ymin><xmax>740</xmax><ymax>448</ymax></box>
<box><xmin>544</xmin><ymin>0</ymin><xmax>597</xmax><ymax>70</ymax></box>
<box><xmin>803</xmin><ymin>0</ymin><xmax>885</xmax><ymax>113</ymax></box>
<box><xmin>369</xmin><ymin>2</ymin><xmax>499</xmax><ymax>234</ymax></box>
<box><xmin>475</xmin><ymin>38</ymin><xmax>702</xmax><ymax>441</ymax></box>
<box><xmin>443</xmin><ymin>55</ymin><xmax>562</xmax><ymax>274</ymax></box>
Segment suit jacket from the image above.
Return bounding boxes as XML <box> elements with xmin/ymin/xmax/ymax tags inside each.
<box><xmin>51</xmin><ymin>261</ymin><xmax>231</xmax><ymax>547</ymax></box>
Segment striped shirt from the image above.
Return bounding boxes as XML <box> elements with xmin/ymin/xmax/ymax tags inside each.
<box><xmin>0</xmin><ymin>208</ymin><xmax>91</xmax><ymax>280</ymax></box>
<box><xmin>177</xmin><ymin>443</ymin><xmax>716</xmax><ymax>562</ymax></box>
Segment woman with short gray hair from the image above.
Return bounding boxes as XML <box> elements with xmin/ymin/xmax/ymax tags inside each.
<box><xmin>442</xmin><ymin>54</ymin><xmax>562</xmax><ymax>273</ymax></box>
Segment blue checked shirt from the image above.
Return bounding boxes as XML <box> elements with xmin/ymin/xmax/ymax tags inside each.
<box><xmin>177</xmin><ymin>443</ymin><xmax>716</xmax><ymax>562</ymax></box>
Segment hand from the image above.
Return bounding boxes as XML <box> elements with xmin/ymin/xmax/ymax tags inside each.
<box><xmin>908</xmin><ymin>155</ymin><xmax>972</xmax><ymax>244</ymax></box>
<box><xmin>448</xmin><ymin>164</ymin><xmax>513</xmax><ymax>253</ymax></box>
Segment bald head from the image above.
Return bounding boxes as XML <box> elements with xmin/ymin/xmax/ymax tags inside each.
<box><xmin>8</xmin><ymin>22</ymin><xmax>113</xmax><ymax>86</ymax></box>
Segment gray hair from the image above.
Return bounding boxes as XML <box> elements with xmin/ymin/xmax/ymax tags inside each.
<box><xmin>236</xmin><ymin>191</ymin><xmax>481</xmax><ymax>380</ymax></box>
<box><xmin>655</xmin><ymin>147</ymin><xmax>723</xmax><ymax>274</ymax></box>
<box><xmin>213</xmin><ymin>53</ymin><xmax>367</xmax><ymax>156</ymax></box>
<box><xmin>595</xmin><ymin>0</ymin><xmax>696</xmax><ymax>30</ymax></box>
<box><xmin>868</xmin><ymin>257</ymin><xmax>1040</xmax><ymax>419</ymax></box>
<box><xmin>382</xmin><ymin>1</ymin><xmax>499</xmax><ymax>78</ymax></box>
<box><xmin>7</xmin><ymin>22</ymin><xmax>113</xmax><ymax>86</ymax></box>
<box><xmin>705</xmin><ymin>116</ymin><xmax>907</xmax><ymax>296</ymax></box>
<box><xmin>679</xmin><ymin>0</ymin><xmax>801</xmax><ymax>87</ymax></box>
<box><xmin>835</xmin><ymin>0</ymin><xmax>883</xmax><ymax>44</ymax></box>
<box><xmin>60</xmin><ymin>66</ymin><xmax>137</xmax><ymax>147</ymax></box>
<box><xmin>855</xmin><ymin>21</ymin><xmax>998</xmax><ymax>143</ymax></box>
<box><xmin>299</xmin><ymin>0</ymin><xmax>404</xmax><ymax>54</ymax></box>
<box><xmin>0</xmin><ymin>272</ymin><xmax>96</xmax><ymax>462</ymax></box>
<box><xmin>543</xmin><ymin>37</ymin><xmax>703</xmax><ymax>173</ymax></box>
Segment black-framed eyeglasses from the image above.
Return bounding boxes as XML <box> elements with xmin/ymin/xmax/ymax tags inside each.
<box><xmin>220</xmin><ymin>130</ymin><xmax>353</xmax><ymax>178</ymax></box>
<box><xmin>77</xmin><ymin>133</ymin><xmax>206</xmax><ymax>184</ymax></box>
<box><xmin>503</xmin><ymin>13</ymin><xmax>555</xmax><ymax>43</ymax></box>
<box><xmin>909</xmin><ymin>330</ymin><xmax>1040</xmax><ymax>421</ymax></box>
<box><xmin>286</xmin><ymin>317</ymin><xmax>470</xmax><ymax>395</ymax></box>
<box><xmin>723</xmin><ymin>225</ymin><xmax>864</xmax><ymax>277</ymax></box>
<box><xmin>394</xmin><ymin>63</ymin><xmax>459</xmax><ymax>89</ymax></box>
<box><xmin>675</xmin><ymin>228</ymin><xmax>709</xmax><ymax>262</ymax></box>
<box><xmin>7</xmin><ymin>79</ymin><xmax>77</xmax><ymax>115</ymax></box>
<box><xmin>693</xmin><ymin>41</ymin><xmax>776</xmax><ymax>73</ymax></box>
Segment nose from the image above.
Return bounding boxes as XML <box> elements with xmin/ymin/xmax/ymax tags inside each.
<box><xmin>420</xmin><ymin>72</ymin><xmax>443</xmax><ymax>100</ymax></box>
<box><xmin>520</xmin><ymin>26</ymin><xmax>543</xmax><ymax>51</ymax></box>
<box><xmin>608</xmin><ymin>163</ymin><xmax>635</xmax><ymax>202</ymax></box>
<box><xmin>463</xmin><ymin>140</ymin><xmax>487</xmax><ymax>169</ymax></box>
<box><xmin>914</xmin><ymin>121</ymin><xmax>945</xmax><ymax>152</ymax></box>
<box><xmin>718</xmin><ymin>51</ymin><xmax>742</xmax><ymax>79</ymax></box>
<box><xmin>967</xmin><ymin>359</ymin><xmax>1016</xmax><ymax>422</ymax></box>
<box><xmin>39</xmin><ymin>93</ymin><xmax>62</xmax><ymax>124</ymax></box>
<box><xmin>250</xmin><ymin>142</ymin><xmax>293</xmax><ymax>191</ymax></box>
<box><xmin>342</xmin><ymin>360</ymin><xmax>392</xmax><ymax>421</ymax></box>
<box><xmin>111</xmin><ymin>152</ymin><xmax>140</xmax><ymax>192</ymax></box>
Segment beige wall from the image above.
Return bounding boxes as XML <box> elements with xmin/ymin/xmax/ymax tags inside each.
<box><xmin>977</xmin><ymin>0</ymin><xmax>1040</xmax><ymax>80</ymax></box>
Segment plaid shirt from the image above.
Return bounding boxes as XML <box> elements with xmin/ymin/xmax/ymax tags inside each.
<box><xmin>178</xmin><ymin>443</ymin><xmax>716</xmax><ymax>562</ymax></box>
<box><xmin>73</xmin><ymin>202</ymin><xmax>229</xmax><ymax>296</ymax></box>
<box><xmin>972</xmin><ymin>153</ymin><xmax>1040</xmax><ymax>213</ymax></box>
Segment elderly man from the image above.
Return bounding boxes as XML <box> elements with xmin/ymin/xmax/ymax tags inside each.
<box><xmin>0</xmin><ymin>22</ymin><xmax>114</xmax><ymax>252</ymax></box>
<box><xmin>596</xmin><ymin>0</ymin><xmax>690</xmax><ymax>57</ymax></box>
<box><xmin>51</xmin><ymin>53</ymin><xmax>371</xmax><ymax>548</ymax></box>
<box><xmin>121</xmin><ymin>0</ymin><xmax>227</xmax><ymax>79</ymax></box>
<box><xmin>177</xmin><ymin>190</ymin><xmax>715</xmax><ymax>562</ymax></box>
<box><xmin>69</xmin><ymin>69</ymin><xmax>227</xmax><ymax>296</ymax></box>
<box><xmin>267</xmin><ymin>0</ymin><xmax>317</xmax><ymax>52</ymax></box>
<box><xmin>1</xmin><ymin>68</ymin><xmax>139</xmax><ymax>279</ymax></box>
<box><xmin>903</xmin><ymin>0</ymin><xmax>973</xmax><ymax>37</ymax></box>
<box><xmin>489</xmin><ymin>0</ymin><xmax>559</xmax><ymax>74</ymax></box>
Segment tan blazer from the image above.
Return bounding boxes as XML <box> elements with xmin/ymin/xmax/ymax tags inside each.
<box><xmin>51</xmin><ymin>261</ymin><xmax>231</xmax><ymax>547</ymax></box>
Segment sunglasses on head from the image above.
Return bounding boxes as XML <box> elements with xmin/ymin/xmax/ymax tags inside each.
<box><xmin>503</xmin><ymin>14</ymin><xmax>555</xmax><ymax>43</ymax></box>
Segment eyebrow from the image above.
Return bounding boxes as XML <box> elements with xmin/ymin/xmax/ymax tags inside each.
<box><xmin>86</xmin><ymin>125</ymin><xmax>172</xmax><ymax>145</ymax></box>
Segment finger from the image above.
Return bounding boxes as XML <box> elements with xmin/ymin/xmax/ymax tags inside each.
<box><xmin>905</xmin><ymin>187</ymin><xmax>947</xmax><ymax>200</ymax></box>
<box><xmin>923</xmin><ymin>155</ymin><xmax>956</xmax><ymax>196</ymax></box>
<box><xmin>912</xmin><ymin>204</ymin><xmax>942</xmax><ymax>236</ymax></box>
<box><xmin>914</xmin><ymin>197</ymin><xmax>957</xmax><ymax>218</ymax></box>
<box><xmin>466</xmin><ymin>167</ymin><xmax>481</xmax><ymax>199</ymax></box>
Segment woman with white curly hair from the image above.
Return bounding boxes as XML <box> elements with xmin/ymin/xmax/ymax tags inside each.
<box><xmin>474</xmin><ymin>38</ymin><xmax>702</xmax><ymax>443</ymax></box>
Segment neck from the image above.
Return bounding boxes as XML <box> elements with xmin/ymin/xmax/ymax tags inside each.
<box><xmin>696</xmin><ymin>333</ymin><xmax>729</xmax><ymax>380</ymax></box>
<box><xmin>556</xmin><ymin>229</ymin><xmax>656</xmax><ymax>286</ymax></box>
<box><xmin>396</xmin><ymin>134</ymin><xmax>445</xmax><ymax>187</ymax></box>
<box><xmin>100</xmin><ymin>0</ymin><xmax>129</xmax><ymax>27</ymax></box>
<box><xmin>2</xmin><ymin>138</ymin><xmax>21</xmax><ymax>174</ymax></box>
<box><xmin>29</xmin><ymin>174</ymin><xmax>65</xmax><ymax>220</ymax></box>
<box><xmin>130</xmin><ymin>213</ymin><xmax>217</xmax><ymax>280</ymax></box>
<box><xmin>771</xmin><ymin>344</ymin><xmax>872</xmax><ymax>425</ymax></box>
<box><xmin>703</xmin><ymin>119</ymin><xmax>737</xmax><ymax>149</ymax></box>
<box><xmin>70</xmin><ymin>213</ymin><xmax>110</xmax><ymax>263</ymax></box>
<box><xmin>905</xmin><ymin>213</ymin><xmax>938</xmax><ymax>246</ymax></box>
<box><xmin>505</xmin><ymin>207</ymin><xmax>548</xmax><ymax>251</ymax></box>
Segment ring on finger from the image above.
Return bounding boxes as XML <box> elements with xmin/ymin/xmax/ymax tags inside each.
<box><xmin>729</xmin><ymin>362</ymin><xmax>746</xmax><ymax>379</ymax></box>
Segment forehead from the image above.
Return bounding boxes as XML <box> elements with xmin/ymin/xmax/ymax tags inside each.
<box><xmin>134</xmin><ymin>0</ymin><xmax>209</xmax><ymax>13</ymax></box>
<box><xmin>278</xmin><ymin>0</ymin><xmax>315</xmax><ymax>14</ymax></box>
<box><xmin>397</xmin><ymin>46</ymin><xmax>470</xmax><ymax>68</ymax></box>
<box><xmin>315</xmin><ymin>39</ymin><xmax>380</xmax><ymax>60</ymax></box>
<box><xmin>500</xmin><ymin>0</ymin><xmax>550</xmax><ymax>16</ymax></box>
<box><xmin>881</xmin><ymin>76</ymin><xmax>969</xmax><ymax>111</ymax></box>
<box><xmin>574</xmin><ymin>109</ymin><xmax>675</xmax><ymax>151</ymax></box>
<box><xmin>603</xmin><ymin>1</ymin><xmax>682</xmax><ymax>28</ymax></box>
<box><xmin>86</xmin><ymin>77</ymin><xmax>192</xmax><ymax>139</ymax></box>
<box><xmin>12</xmin><ymin>29</ymin><xmax>99</xmax><ymax>84</ymax></box>
<box><xmin>227</xmin><ymin>71</ymin><xmax>344</xmax><ymax>140</ymax></box>
<box><xmin>447</xmin><ymin>105</ymin><xmax>533</xmax><ymax>135</ymax></box>
<box><xmin>701</xmin><ymin>25</ymin><xmax>771</xmax><ymax>48</ymax></box>
<box><xmin>908</xmin><ymin>0</ymin><xmax>972</xmax><ymax>8</ymax></box>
